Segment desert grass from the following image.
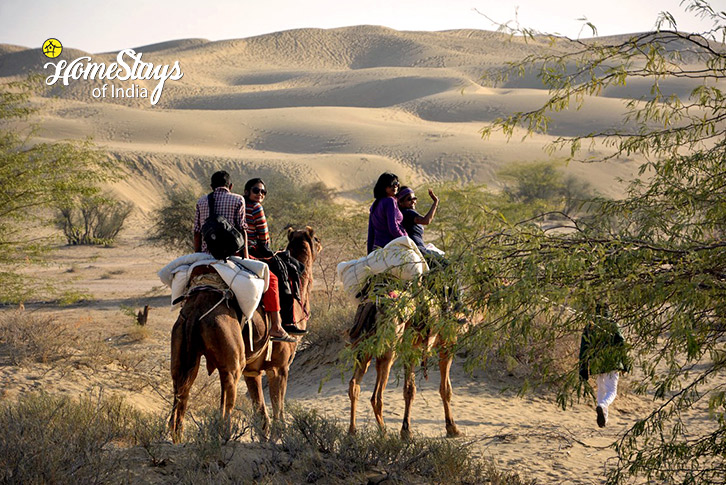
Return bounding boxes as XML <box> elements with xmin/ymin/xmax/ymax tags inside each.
<box><xmin>0</xmin><ymin>311</ymin><xmax>75</xmax><ymax>365</ymax></box>
<box><xmin>0</xmin><ymin>392</ymin><xmax>534</xmax><ymax>485</ymax></box>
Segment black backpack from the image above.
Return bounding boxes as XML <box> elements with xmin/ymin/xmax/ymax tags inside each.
<box><xmin>201</xmin><ymin>192</ymin><xmax>245</xmax><ymax>260</ymax></box>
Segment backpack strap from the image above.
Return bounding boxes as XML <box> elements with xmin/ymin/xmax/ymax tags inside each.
<box><xmin>207</xmin><ymin>192</ymin><xmax>216</xmax><ymax>219</ymax></box>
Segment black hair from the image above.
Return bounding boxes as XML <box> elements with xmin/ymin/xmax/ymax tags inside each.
<box><xmin>210</xmin><ymin>170</ymin><xmax>231</xmax><ymax>189</ymax></box>
<box><xmin>595</xmin><ymin>302</ymin><xmax>611</xmax><ymax>318</ymax></box>
<box><xmin>372</xmin><ymin>172</ymin><xmax>398</xmax><ymax>199</ymax></box>
<box><xmin>244</xmin><ymin>178</ymin><xmax>266</xmax><ymax>196</ymax></box>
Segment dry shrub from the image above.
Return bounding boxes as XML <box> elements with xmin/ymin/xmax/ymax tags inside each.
<box><xmin>0</xmin><ymin>392</ymin><xmax>165</xmax><ymax>485</ymax></box>
<box><xmin>0</xmin><ymin>311</ymin><xmax>75</xmax><ymax>365</ymax></box>
<box><xmin>304</xmin><ymin>291</ymin><xmax>356</xmax><ymax>349</ymax></box>
<box><xmin>275</xmin><ymin>405</ymin><xmax>535</xmax><ymax>484</ymax></box>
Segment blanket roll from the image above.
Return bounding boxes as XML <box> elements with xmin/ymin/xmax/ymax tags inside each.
<box><xmin>159</xmin><ymin>253</ymin><xmax>270</xmax><ymax>320</ymax></box>
<box><xmin>337</xmin><ymin>236</ymin><xmax>428</xmax><ymax>297</ymax></box>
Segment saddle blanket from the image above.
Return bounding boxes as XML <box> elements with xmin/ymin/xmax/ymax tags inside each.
<box><xmin>158</xmin><ymin>253</ymin><xmax>270</xmax><ymax>320</ymax></box>
<box><xmin>337</xmin><ymin>236</ymin><xmax>429</xmax><ymax>297</ymax></box>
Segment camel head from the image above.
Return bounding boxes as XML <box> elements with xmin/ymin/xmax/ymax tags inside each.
<box><xmin>286</xmin><ymin>226</ymin><xmax>322</xmax><ymax>264</ymax></box>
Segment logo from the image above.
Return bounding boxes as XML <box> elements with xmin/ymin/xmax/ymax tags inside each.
<box><xmin>43</xmin><ymin>48</ymin><xmax>184</xmax><ymax>106</ymax></box>
<box><xmin>42</xmin><ymin>38</ymin><xmax>62</xmax><ymax>58</ymax></box>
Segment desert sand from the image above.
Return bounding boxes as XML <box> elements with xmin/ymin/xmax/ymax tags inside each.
<box><xmin>0</xmin><ymin>26</ymin><xmax>715</xmax><ymax>483</ymax></box>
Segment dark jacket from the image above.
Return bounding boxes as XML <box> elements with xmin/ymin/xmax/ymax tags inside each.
<box><xmin>579</xmin><ymin>316</ymin><xmax>631</xmax><ymax>380</ymax></box>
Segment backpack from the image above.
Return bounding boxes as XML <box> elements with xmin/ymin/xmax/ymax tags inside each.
<box><xmin>201</xmin><ymin>192</ymin><xmax>245</xmax><ymax>260</ymax></box>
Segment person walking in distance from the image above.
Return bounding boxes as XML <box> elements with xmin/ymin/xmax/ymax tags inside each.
<box><xmin>579</xmin><ymin>302</ymin><xmax>631</xmax><ymax>427</ymax></box>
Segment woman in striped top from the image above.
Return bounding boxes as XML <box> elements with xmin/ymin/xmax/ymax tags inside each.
<box><xmin>244</xmin><ymin>178</ymin><xmax>307</xmax><ymax>339</ymax></box>
<box><xmin>244</xmin><ymin>178</ymin><xmax>272</xmax><ymax>258</ymax></box>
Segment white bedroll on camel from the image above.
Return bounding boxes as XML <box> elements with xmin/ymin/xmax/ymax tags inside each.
<box><xmin>158</xmin><ymin>253</ymin><xmax>270</xmax><ymax>320</ymax></box>
<box><xmin>336</xmin><ymin>236</ymin><xmax>429</xmax><ymax>297</ymax></box>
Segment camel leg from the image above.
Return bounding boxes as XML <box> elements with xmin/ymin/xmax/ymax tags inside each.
<box><xmin>169</xmin><ymin>355</ymin><xmax>201</xmax><ymax>444</ymax></box>
<box><xmin>371</xmin><ymin>351</ymin><xmax>395</xmax><ymax>432</ymax></box>
<box><xmin>219</xmin><ymin>368</ymin><xmax>240</xmax><ymax>438</ymax></box>
<box><xmin>401</xmin><ymin>363</ymin><xmax>416</xmax><ymax>440</ymax></box>
<box><xmin>244</xmin><ymin>374</ymin><xmax>270</xmax><ymax>438</ymax></box>
<box><xmin>268</xmin><ymin>366</ymin><xmax>288</xmax><ymax>422</ymax></box>
<box><xmin>439</xmin><ymin>349</ymin><xmax>461</xmax><ymax>437</ymax></box>
<box><xmin>348</xmin><ymin>355</ymin><xmax>372</xmax><ymax>435</ymax></box>
<box><xmin>169</xmin><ymin>316</ymin><xmax>201</xmax><ymax>444</ymax></box>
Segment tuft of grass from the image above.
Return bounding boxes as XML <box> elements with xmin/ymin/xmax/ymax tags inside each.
<box><xmin>304</xmin><ymin>291</ymin><xmax>356</xmax><ymax>349</ymax></box>
<box><xmin>274</xmin><ymin>405</ymin><xmax>535</xmax><ymax>484</ymax></box>
<box><xmin>0</xmin><ymin>311</ymin><xmax>75</xmax><ymax>365</ymax></box>
<box><xmin>0</xmin><ymin>392</ymin><xmax>166</xmax><ymax>484</ymax></box>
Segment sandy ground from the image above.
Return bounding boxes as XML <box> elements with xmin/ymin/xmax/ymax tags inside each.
<box><xmin>0</xmin><ymin>26</ymin><xmax>671</xmax><ymax>211</ymax></box>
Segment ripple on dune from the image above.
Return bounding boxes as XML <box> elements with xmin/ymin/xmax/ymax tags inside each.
<box><xmin>170</xmin><ymin>76</ymin><xmax>457</xmax><ymax>109</ymax></box>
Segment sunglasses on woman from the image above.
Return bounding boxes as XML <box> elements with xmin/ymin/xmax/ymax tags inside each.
<box><xmin>406</xmin><ymin>196</ymin><xmax>417</xmax><ymax>202</ymax></box>
<box><xmin>251</xmin><ymin>187</ymin><xmax>267</xmax><ymax>195</ymax></box>
<box><xmin>390</xmin><ymin>181</ymin><xmax>400</xmax><ymax>187</ymax></box>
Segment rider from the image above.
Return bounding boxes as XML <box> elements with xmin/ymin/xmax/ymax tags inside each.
<box><xmin>243</xmin><ymin>177</ymin><xmax>307</xmax><ymax>336</ymax></box>
<box><xmin>367</xmin><ymin>172</ymin><xmax>406</xmax><ymax>254</ymax></box>
<box><xmin>396</xmin><ymin>186</ymin><xmax>440</xmax><ymax>256</ymax></box>
<box><xmin>193</xmin><ymin>171</ymin><xmax>296</xmax><ymax>342</ymax></box>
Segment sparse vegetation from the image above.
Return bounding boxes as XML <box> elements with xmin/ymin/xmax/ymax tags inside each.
<box><xmin>0</xmin><ymin>392</ymin><xmax>166</xmax><ymax>485</ymax></box>
<box><xmin>0</xmin><ymin>78</ymin><xmax>121</xmax><ymax>303</ymax></box>
<box><xmin>0</xmin><ymin>393</ymin><xmax>533</xmax><ymax>484</ymax></box>
<box><xmin>0</xmin><ymin>311</ymin><xmax>74</xmax><ymax>365</ymax></box>
<box><xmin>56</xmin><ymin>194</ymin><xmax>133</xmax><ymax>246</ymax></box>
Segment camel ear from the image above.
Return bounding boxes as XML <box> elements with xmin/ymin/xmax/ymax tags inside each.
<box><xmin>305</xmin><ymin>226</ymin><xmax>314</xmax><ymax>238</ymax></box>
<box><xmin>287</xmin><ymin>227</ymin><xmax>295</xmax><ymax>241</ymax></box>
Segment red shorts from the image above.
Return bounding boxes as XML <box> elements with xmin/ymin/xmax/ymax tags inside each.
<box><xmin>263</xmin><ymin>270</ymin><xmax>281</xmax><ymax>312</ymax></box>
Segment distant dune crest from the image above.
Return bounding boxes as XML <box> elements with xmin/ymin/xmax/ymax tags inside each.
<box><xmin>0</xmin><ymin>25</ymin><xmax>678</xmax><ymax>205</ymax></box>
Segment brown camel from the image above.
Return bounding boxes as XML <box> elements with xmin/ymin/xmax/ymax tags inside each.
<box><xmin>243</xmin><ymin>226</ymin><xmax>321</xmax><ymax>426</ymax></box>
<box><xmin>348</xmin><ymin>294</ymin><xmax>461</xmax><ymax>440</ymax></box>
<box><xmin>169</xmin><ymin>226</ymin><xmax>320</xmax><ymax>442</ymax></box>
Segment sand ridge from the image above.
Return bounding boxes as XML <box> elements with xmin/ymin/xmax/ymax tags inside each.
<box><xmin>0</xmin><ymin>25</ymin><xmax>661</xmax><ymax>208</ymax></box>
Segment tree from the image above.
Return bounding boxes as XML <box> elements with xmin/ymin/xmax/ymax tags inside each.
<box><xmin>498</xmin><ymin>160</ymin><xmax>595</xmax><ymax>216</ymax></box>
<box><xmin>56</xmin><ymin>194</ymin><xmax>133</xmax><ymax>246</ymax></box>
<box><xmin>0</xmin><ymin>79</ymin><xmax>119</xmax><ymax>302</ymax></box>
<box><xmin>461</xmin><ymin>2</ymin><xmax>726</xmax><ymax>482</ymax></box>
<box><xmin>147</xmin><ymin>187</ymin><xmax>198</xmax><ymax>253</ymax></box>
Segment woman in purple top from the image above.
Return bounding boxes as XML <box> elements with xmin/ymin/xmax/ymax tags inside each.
<box><xmin>367</xmin><ymin>172</ymin><xmax>407</xmax><ymax>254</ymax></box>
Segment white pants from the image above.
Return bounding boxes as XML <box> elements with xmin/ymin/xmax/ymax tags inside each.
<box><xmin>596</xmin><ymin>371</ymin><xmax>619</xmax><ymax>409</ymax></box>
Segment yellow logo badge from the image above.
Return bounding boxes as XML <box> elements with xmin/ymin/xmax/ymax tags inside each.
<box><xmin>42</xmin><ymin>38</ymin><xmax>63</xmax><ymax>58</ymax></box>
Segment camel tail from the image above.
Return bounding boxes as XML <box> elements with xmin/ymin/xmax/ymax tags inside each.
<box><xmin>172</xmin><ymin>312</ymin><xmax>203</xmax><ymax>387</ymax></box>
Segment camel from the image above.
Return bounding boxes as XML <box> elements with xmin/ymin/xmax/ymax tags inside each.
<box><xmin>243</xmin><ymin>226</ymin><xmax>321</xmax><ymax>427</ymax></box>
<box><xmin>348</xmin><ymin>288</ymin><xmax>461</xmax><ymax>440</ymax></box>
<box><xmin>169</xmin><ymin>226</ymin><xmax>320</xmax><ymax>442</ymax></box>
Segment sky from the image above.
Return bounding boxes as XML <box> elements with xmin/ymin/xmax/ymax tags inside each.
<box><xmin>0</xmin><ymin>0</ymin><xmax>723</xmax><ymax>53</ymax></box>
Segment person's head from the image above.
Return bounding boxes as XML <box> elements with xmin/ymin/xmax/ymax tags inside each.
<box><xmin>373</xmin><ymin>172</ymin><xmax>400</xmax><ymax>200</ymax></box>
<box><xmin>244</xmin><ymin>177</ymin><xmax>267</xmax><ymax>204</ymax></box>
<box><xmin>210</xmin><ymin>170</ymin><xmax>231</xmax><ymax>189</ymax></box>
<box><xmin>396</xmin><ymin>186</ymin><xmax>417</xmax><ymax>210</ymax></box>
<box><xmin>595</xmin><ymin>302</ymin><xmax>611</xmax><ymax>318</ymax></box>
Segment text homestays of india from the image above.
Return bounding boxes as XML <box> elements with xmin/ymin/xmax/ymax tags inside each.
<box><xmin>44</xmin><ymin>49</ymin><xmax>184</xmax><ymax>105</ymax></box>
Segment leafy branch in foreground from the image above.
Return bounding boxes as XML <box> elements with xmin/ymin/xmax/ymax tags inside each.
<box><xmin>465</xmin><ymin>1</ymin><xmax>726</xmax><ymax>483</ymax></box>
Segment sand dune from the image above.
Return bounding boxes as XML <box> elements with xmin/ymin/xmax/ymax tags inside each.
<box><xmin>0</xmin><ymin>25</ymin><xmax>667</xmax><ymax>208</ymax></box>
